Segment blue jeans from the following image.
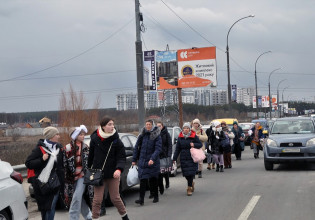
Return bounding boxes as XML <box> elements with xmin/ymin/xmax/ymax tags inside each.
<box><xmin>69</xmin><ymin>177</ymin><xmax>92</xmax><ymax>220</ymax></box>
<box><xmin>41</xmin><ymin>192</ymin><xmax>59</xmax><ymax>220</ymax></box>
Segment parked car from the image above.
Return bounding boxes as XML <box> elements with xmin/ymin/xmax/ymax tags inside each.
<box><xmin>0</xmin><ymin>160</ymin><xmax>28</xmax><ymax>220</ymax></box>
<box><xmin>264</xmin><ymin>117</ymin><xmax>315</xmax><ymax>170</ymax></box>
<box><xmin>167</xmin><ymin>126</ymin><xmax>182</xmax><ymax>177</ymax></box>
<box><xmin>252</xmin><ymin>119</ymin><xmax>269</xmax><ymax>131</ymax></box>
<box><xmin>84</xmin><ymin>133</ymin><xmax>138</xmax><ymax>192</ymax></box>
<box><xmin>238</xmin><ymin>122</ymin><xmax>254</xmax><ymax>145</ymax></box>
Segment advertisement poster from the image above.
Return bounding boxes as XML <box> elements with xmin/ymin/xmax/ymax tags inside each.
<box><xmin>261</xmin><ymin>95</ymin><xmax>269</xmax><ymax>108</ymax></box>
<box><xmin>271</xmin><ymin>95</ymin><xmax>277</xmax><ymax>110</ymax></box>
<box><xmin>156</xmin><ymin>50</ymin><xmax>178</xmax><ymax>90</ymax></box>
<box><xmin>143</xmin><ymin>50</ymin><xmax>156</xmax><ymax>91</ymax></box>
<box><xmin>253</xmin><ymin>96</ymin><xmax>256</xmax><ymax>108</ymax></box>
<box><xmin>177</xmin><ymin>47</ymin><xmax>217</xmax><ymax>88</ymax></box>
<box><xmin>258</xmin><ymin>96</ymin><xmax>262</xmax><ymax>108</ymax></box>
<box><xmin>231</xmin><ymin>85</ymin><xmax>237</xmax><ymax>102</ymax></box>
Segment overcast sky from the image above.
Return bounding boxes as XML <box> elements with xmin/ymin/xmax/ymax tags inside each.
<box><xmin>1</xmin><ymin>0</ymin><xmax>315</xmax><ymax>113</ymax></box>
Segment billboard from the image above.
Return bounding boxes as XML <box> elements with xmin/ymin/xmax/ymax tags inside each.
<box><xmin>231</xmin><ymin>85</ymin><xmax>237</xmax><ymax>102</ymax></box>
<box><xmin>271</xmin><ymin>95</ymin><xmax>277</xmax><ymax>110</ymax></box>
<box><xmin>143</xmin><ymin>50</ymin><xmax>156</xmax><ymax>91</ymax></box>
<box><xmin>177</xmin><ymin>47</ymin><xmax>217</xmax><ymax>88</ymax></box>
<box><xmin>253</xmin><ymin>95</ymin><xmax>262</xmax><ymax>108</ymax></box>
<box><xmin>261</xmin><ymin>95</ymin><xmax>269</xmax><ymax>108</ymax></box>
<box><xmin>155</xmin><ymin>50</ymin><xmax>178</xmax><ymax>90</ymax></box>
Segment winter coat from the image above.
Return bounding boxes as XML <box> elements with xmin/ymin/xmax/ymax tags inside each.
<box><xmin>25</xmin><ymin>139</ymin><xmax>65</xmax><ymax>211</ymax></box>
<box><xmin>159</xmin><ymin>126</ymin><xmax>172</xmax><ymax>159</ymax></box>
<box><xmin>222</xmin><ymin>127</ymin><xmax>235</xmax><ymax>153</ymax></box>
<box><xmin>191</xmin><ymin>126</ymin><xmax>208</xmax><ymax>150</ymax></box>
<box><xmin>132</xmin><ymin>126</ymin><xmax>162</xmax><ymax>179</ymax></box>
<box><xmin>231</xmin><ymin>126</ymin><xmax>244</xmax><ymax>144</ymax></box>
<box><xmin>63</xmin><ymin>141</ymin><xmax>93</xmax><ymax>209</ymax></box>
<box><xmin>172</xmin><ymin>130</ymin><xmax>202</xmax><ymax>177</ymax></box>
<box><xmin>88</xmin><ymin>130</ymin><xmax>126</xmax><ymax>179</ymax></box>
<box><xmin>250</xmin><ymin>126</ymin><xmax>264</xmax><ymax>145</ymax></box>
<box><xmin>209</xmin><ymin>129</ymin><xmax>226</xmax><ymax>154</ymax></box>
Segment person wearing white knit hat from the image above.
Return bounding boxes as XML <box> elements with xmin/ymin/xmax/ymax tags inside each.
<box><xmin>64</xmin><ymin>125</ymin><xmax>92</xmax><ymax>220</ymax></box>
<box><xmin>25</xmin><ymin>126</ymin><xmax>64</xmax><ymax>219</ymax></box>
<box><xmin>191</xmin><ymin>118</ymin><xmax>208</xmax><ymax>178</ymax></box>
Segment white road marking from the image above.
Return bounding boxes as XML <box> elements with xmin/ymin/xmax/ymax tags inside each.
<box><xmin>237</xmin><ymin>195</ymin><xmax>261</xmax><ymax>220</ymax></box>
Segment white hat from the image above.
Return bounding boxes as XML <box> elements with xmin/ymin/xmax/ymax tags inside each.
<box><xmin>182</xmin><ymin>122</ymin><xmax>191</xmax><ymax>129</ymax></box>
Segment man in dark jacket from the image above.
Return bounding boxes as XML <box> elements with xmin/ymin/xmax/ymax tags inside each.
<box><xmin>132</xmin><ymin>119</ymin><xmax>162</xmax><ymax>205</ymax></box>
<box><xmin>156</xmin><ymin>122</ymin><xmax>172</xmax><ymax>194</ymax></box>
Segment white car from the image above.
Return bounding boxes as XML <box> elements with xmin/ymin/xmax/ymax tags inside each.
<box><xmin>0</xmin><ymin>160</ymin><xmax>28</xmax><ymax>220</ymax></box>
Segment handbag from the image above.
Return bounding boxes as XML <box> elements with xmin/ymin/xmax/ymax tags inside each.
<box><xmin>160</xmin><ymin>157</ymin><xmax>172</xmax><ymax>173</ymax></box>
<box><xmin>190</xmin><ymin>147</ymin><xmax>206</xmax><ymax>163</ymax></box>
<box><xmin>36</xmin><ymin>170</ymin><xmax>60</xmax><ymax>195</ymax></box>
<box><xmin>127</xmin><ymin>165</ymin><xmax>140</xmax><ymax>186</ymax></box>
<box><xmin>84</xmin><ymin>142</ymin><xmax>113</xmax><ymax>186</ymax></box>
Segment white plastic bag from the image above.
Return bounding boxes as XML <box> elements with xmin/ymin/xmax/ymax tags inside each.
<box><xmin>127</xmin><ymin>165</ymin><xmax>140</xmax><ymax>186</ymax></box>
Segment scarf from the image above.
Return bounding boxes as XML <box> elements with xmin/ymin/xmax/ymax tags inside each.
<box><xmin>183</xmin><ymin>131</ymin><xmax>191</xmax><ymax>139</ymax></box>
<box><xmin>97</xmin><ymin>126</ymin><xmax>116</xmax><ymax>139</ymax></box>
<box><xmin>38</xmin><ymin>140</ymin><xmax>60</xmax><ymax>184</ymax></box>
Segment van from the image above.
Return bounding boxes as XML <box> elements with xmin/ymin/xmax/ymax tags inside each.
<box><xmin>210</xmin><ymin>118</ymin><xmax>238</xmax><ymax>128</ymax></box>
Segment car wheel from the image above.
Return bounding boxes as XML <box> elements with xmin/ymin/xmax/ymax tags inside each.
<box><xmin>264</xmin><ymin>159</ymin><xmax>273</xmax><ymax>170</ymax></box>
<box><xmin>0</xmin><ymin>210</ymin><xmax>10</xmax><ymax>220</ymax></box>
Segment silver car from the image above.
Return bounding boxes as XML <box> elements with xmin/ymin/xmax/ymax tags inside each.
<box><xmin>264</xmin><ymin>117</ymin><xmax>315</xmax><ymax>170</ymax></box>
<box><xmin>0</xmin><ymin>160</ymin><xmax>28</xmax><ymax>220</ymax></box>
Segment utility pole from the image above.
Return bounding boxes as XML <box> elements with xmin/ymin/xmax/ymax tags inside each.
<box><xmin>135</xmin><ymin>0</ymin><xmax>145</xmax><ymax>129</ymax></box>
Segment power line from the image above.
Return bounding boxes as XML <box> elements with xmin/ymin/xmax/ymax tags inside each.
<box><xmin>0</xmin><ymin>18</ymin><xmax>134</xmax><ymax>83</ymax></box>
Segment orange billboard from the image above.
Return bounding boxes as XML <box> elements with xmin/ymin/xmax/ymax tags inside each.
<box><xmin>177</xmin><ymin>47</ymin><xmax>217</xmax><ymax>88</ymax></box>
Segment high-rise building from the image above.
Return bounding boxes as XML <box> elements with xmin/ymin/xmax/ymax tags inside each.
<box><xmin>236</xmin><ymin>87</ymin><xmax>255</xmax><ymax>106</ymax></box>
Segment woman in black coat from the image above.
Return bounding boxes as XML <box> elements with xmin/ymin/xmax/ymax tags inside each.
<box><xmin>157</xmin><ymin>122</ymin><xmax>172</xmax><ymax>194</ymax></box>
<box><xmin>231</xmin><ymin>121</ymin><xmax>245</xmax><ymax>160</ymax></box>
<box><xmin>88</xmin><ymin>117</ymin><xmax>129</xmax><ymax>220</ymax></box>
<box><xmin>25</xmin><ymin>126</ymin><xmax>64</xmax><ymax>220</ymax></box>
<box><xmin>132</xmin><ymin>119</ymin><xmax>162</xmax><ymax>205</ymax></box>
<box><xmin>172</xmin><ymin>122</ymin><xmax>202</xmax><ymax>196</ymax></box>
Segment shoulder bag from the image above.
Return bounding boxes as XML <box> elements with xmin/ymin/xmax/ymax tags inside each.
<box><xmin>84</xmin><ymin>142</ymin><xmax>113</xmax><ymax>186</ymax></box>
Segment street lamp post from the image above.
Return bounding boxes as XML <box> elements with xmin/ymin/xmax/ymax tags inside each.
<box><xmin>277</xmin><ymin>79</ymin><xmax>287</xmax><ymax>118</ymax></box>
<box><xmin>268</xmin><ymin>68</ymin><xmax>281</xmax><ymax>119</ymax></box>
<box><xmin>255</xmin><ymin>51</ymin><xmax>271</xmax><ymax>119</ymax></box>
<box><xmin>281</xmin><ymin>86</ymin><xmax>290</xmax><ymax>117</ymax></box>
<box><xmin>226</xmin><ymin>15</ymin><xmax>255</xmax><ymax>106</ymax></box>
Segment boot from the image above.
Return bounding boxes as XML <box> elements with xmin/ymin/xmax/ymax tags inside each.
<box><xmin>254</xmin><ymin>153</ymin><xmax>257</xmax><ymax>159</ymax></box>
<box><xmin>216</xmin><ymin>164</ymin><xmax>219</xmax><ymax>172</ymax></box>
<box><xmin>135</xmin><ymin>198</ymin><xmax>144</xmax><ymax>206</ymax></box>
<box><xmin>207</xmin><ymin>163</ymin><xmax>211</xmax><ymax>170</ymax></box>
<box><xmin>122</xmin><ymin>214</ymin><xmax>129</xmax><ymax>220</ymax></box>
<box><xmin>211</xmin><ymin>163</ymin><xmax>215</xmax><ymax>169</ymax></box>
<box><xmin>149</xmin><ymin>194</ymin><xmax>154</xmax><ymax>199</ymax></box>
<box><xmin>187</xmin><ymin>187</ymin><xmax>193</xmax><ymax>196</ymax></box>
<box><xmin>191</xmin><ymin>181</ymin><xmax>195</xmax><ymax>192</ymax></box>
<box><xmin>198</xmin><ymin>171</ymin><xmax>202</xmax><ymax>178</ymax></box>
<box><xmin>153</xmin><ymin>196</ymin><xmax>159</xmax><ymax>203</ymax></box>
<box><xmin>220</xmin><ymin>165</ymin><xmax>224</xmax><ymax>172</ymax></box>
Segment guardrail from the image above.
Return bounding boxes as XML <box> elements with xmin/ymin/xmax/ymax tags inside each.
<box><xmin>13</xmin><ymin>164</ymin><xmax>27</xmax><ymax>178</ymax></box>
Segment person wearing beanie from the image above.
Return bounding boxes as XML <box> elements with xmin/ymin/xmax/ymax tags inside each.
<box><xmin>25</xmin><ymin>126</ymin><xmax>64</xmax><ymax>220</ymax></box>
<box><xmin>208</xmin><ymin>121</ymin><xmax>226</xmax><ymax>172</ymax></box>
<box><xmin>132</xmin><ymin>119</ymin><xmax>162</xmax><ymax>206</ymax></box>
<box><xmin>231</xmin><ymin>121</ymin><xmax>245</xmax><ymax>160</ymax></box>
<box><xmin>63</xmin><ymin>125</ymin><xmax>93</xmax><ymax>220</ymax></box>
<box><xmin>88</xmin><ymin>117</ymin><xmax>129</xmax><ymax>220</ymax></box>
<box><xmin>172</xmin><ymin>122</ymin><xmax>202</xmax><ymax>196</ymax></box>
<box><xmin>221</xmin><ymin>121</ymin><xmax>235</xmax><ymax>169</ymax></box>
<box><xmin>191</xmin><ymin>118</ymin><xmax>207</xmax><ymax>178</ymax></box>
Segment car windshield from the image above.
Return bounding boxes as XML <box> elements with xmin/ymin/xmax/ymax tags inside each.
<box><xmin>239</xmin><ymin>124</ymin><xmax>251</xmax><ymax>130</ymax></box>
<box><xmin>272</xmin><ymin>120</ymin><xmax>315</xmax><ymax>134</ymax></box>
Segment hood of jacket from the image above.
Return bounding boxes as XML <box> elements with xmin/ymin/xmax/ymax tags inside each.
<box><xmin>141</xmin><ymin>126</ymin><xmax>161</xmax><ymax>140</ymax></box>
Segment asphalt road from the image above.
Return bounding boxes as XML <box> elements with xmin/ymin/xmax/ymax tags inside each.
<box><xmin>24</xmin><ymin>147</ymin><xmax>315</xmax><ymax>220</ymax></box>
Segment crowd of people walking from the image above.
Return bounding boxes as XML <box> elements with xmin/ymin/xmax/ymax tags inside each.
<box><xmin>25</xmin><ymin>116</ymin><xmax>263</xmax><ymax>220</ymax></box>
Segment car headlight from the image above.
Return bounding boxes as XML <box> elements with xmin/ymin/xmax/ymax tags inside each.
<box><xmin>266</xmin><ymin>139</ymin><xmax>277</xmax><ymax>147</ymax></box>
<box><xmin>306</xmin><ymin>138</ymin><xmax>315</xmax><ymax>147</ymax></box>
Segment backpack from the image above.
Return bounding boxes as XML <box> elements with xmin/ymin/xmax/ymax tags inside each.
<box><xmin>221</xmin><ymin>133</ymin><xmax>230</xmax><ymax>149</ymax></box>
<box><xmin>27</xmin><ymin>146</ymin><xmax>46</xmax><ymax>183</ymax></box>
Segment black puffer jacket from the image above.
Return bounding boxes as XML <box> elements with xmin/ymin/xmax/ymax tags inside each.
<box><xmin>209</xmin><ymin>129</ymin><xmax>226</xmax><ymax>154</ymax></box>
<box><xmin>172</xmin><ymin>131</ymin><xmax>202</xmax><ymax>177</ymax></box>
<box><xmin>25</xmin><ymin>139</ymin><xmax>64</xmax><ymax>211</ymax></box>
<box><xmin>159</xmin><ymin>126</ymin><xmax>172</xmax><ymax>159</ymax></box>
<box><xmin>88</xmin><ymin>130</ymin><xmax>126</xmax><ymax>179</ymax></box>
